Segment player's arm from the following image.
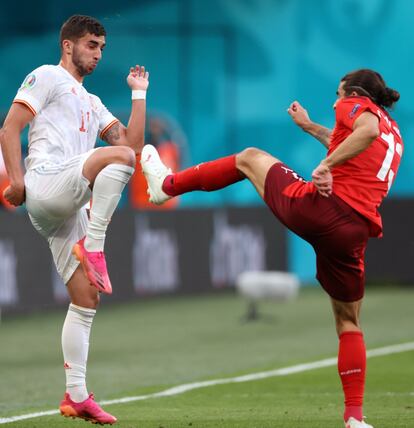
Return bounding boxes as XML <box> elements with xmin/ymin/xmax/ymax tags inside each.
<box><xmin>0</xmin><ymin>103</ymin><xmax>34</xmax><ymax>206</ymax></box>
<box><xmin>287</xmin><ymin>101</ymin><xmax>332</xmax><ymax>148</ymax></box>
<box><xmin>102</xmin><ymin>65</ymin><xmax>149</xmax><ymax>153</ymax></box>
<box><xmin>312</xmin><ymin>111</ymin><xmax>379</xmax><ymax>197</ymax></box>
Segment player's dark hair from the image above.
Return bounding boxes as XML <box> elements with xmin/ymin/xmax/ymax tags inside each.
<box><xmin>60</xmin><ymin>15</ymin><xmax>106</xmax><ymax>48</ymax></box>
<box><xmin>341</xmin><ymin>69</ymin><xmax>400</xmax><ymax>109</ymax></box>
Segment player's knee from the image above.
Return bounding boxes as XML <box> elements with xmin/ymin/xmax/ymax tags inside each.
<box><xmin>114</xmin><ymin>146</ymin><xmax>136</xmax><ymax>167</ymax></box>
<box><xmin>236</xmin><ymin>147</ymin><xmax>263</xmax><ymax>170</ymax></box>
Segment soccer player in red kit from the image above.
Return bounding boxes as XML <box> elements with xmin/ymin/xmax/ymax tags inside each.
<box><xmin>141</xmin><ymin>69</ymin><xmax>402</xmax><ymax>428</ymax></box>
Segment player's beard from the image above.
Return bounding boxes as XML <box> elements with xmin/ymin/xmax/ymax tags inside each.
<box><xmin>72</xmin><ymin>46</ymin><xmax>94</xmax><ymax>77</ymax></box>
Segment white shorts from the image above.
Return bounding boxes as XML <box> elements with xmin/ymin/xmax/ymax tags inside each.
<box><xmin>25</xmin><ymin>150</ymin><xmax>97</xmax><ymax>284</ymax></box>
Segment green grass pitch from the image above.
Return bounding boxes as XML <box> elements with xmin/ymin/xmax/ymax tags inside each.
<box><xmin>0</xmin><ymin>286</ymin><xmax>413</xmax><ymax>427</ymax></box>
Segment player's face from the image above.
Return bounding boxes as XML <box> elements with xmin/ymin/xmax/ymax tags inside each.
<box><xmin>71</xmin><ymin>33</ymin><xmax>106</xmax><ymax>77</ymax></box>
<box><xmin>333</xmin><ymin>81</ymin><xmax>346</xmax><ymax>109</ymax></box>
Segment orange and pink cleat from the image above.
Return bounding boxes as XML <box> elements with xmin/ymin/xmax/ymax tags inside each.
<box><xmin>60</xmin><ymin>392</ymin><xmax>117</xmax><ymax>425</ymax></box>
<box><xmin>72</xmin><ymin>237</ymin><xmax>112</xmax><ymax>294</ymax></box>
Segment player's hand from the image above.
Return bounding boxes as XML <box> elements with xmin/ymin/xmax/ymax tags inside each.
<box><xmin>127</xmin><ymin>65</ymin><xmax>149</xmax><ymax>91</ymax></box>
<box><xmin>4</xmin><ymin>182</ymin><xmax>25</xmax><ymax>206</ymax></box>
<box><xmin>312</xmin><ymin>161</ymin><xmax>332</xmax><ymax>198</ymax></box>
<box><xmin>287</xmin><ymin>101</ymin><xmax>311</xmax><ymax>130</ymax></box>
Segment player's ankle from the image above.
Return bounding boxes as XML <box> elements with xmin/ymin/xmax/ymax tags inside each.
<box><xmin>344</xmin><ymin>405</ymin><xmax>363</xmax><ymax>422</ymax></box>
<box><xmin>162</xmin><ymin>174</ymin><xmax>176</xmax><ymax>196</ymax></box>
<box><xmin>66</xmin><ymin>387</ymin><xmax>88</xmax><ymax>403</ymax></box>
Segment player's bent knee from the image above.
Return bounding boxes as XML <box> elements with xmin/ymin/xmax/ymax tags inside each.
<box><xmin>97</xmin><ymin>146</ymin><xmax>136</xmax><ymax>167</ymax></box>
<box><xmin>236</xmin><ymin>147</ymin><xmax>263</xmax><ymax>169</ymax></box>
<box><xmin>236</xmin><ymin>148</ymin><xmax>279</xmax><ymax>177</ymax></box>
<box><xmin>113</xmin><ymin>146</ymin><xmax>136</xmax><ymax>167</ymax></box>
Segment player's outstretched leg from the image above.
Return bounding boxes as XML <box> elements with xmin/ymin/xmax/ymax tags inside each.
<box><xmin>73</xmin><ymin>147</ymin><xmax>135</xmax><ymax>293</ymax></box>
<box><xmin>60</xmin><ymin>392</ymin><xmax>117</xmax><ymax>425</ymax></box>
<box><xmin>141</xmin><ymin>144</ymin><xmax>247</xmax><ymax>204</ymax></box>
<box><xmin>141</xmin><ymin>145</ymin><xmax>280</xmax><ymax>205</ymax></box>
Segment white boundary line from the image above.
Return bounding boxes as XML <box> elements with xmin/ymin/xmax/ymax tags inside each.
<box><xmin>1</xmin><ymin>341</ymin><xmax>413</xmax><ymax>425</ymax></box>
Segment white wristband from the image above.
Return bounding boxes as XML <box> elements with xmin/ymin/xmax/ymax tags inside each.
<box><xmin>131</xmin><ymin>89</ymin><xmax>146</xmax><ymax>100</ymax></box>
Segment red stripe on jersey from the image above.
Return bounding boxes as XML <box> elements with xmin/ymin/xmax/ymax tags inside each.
<box><xmin>100</xmin><ymin>119</ymin><xmax>119</xmax><ymax>140</ymax></box>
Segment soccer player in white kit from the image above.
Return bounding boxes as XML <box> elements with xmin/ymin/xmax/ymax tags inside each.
<box><xmin>0</xmin><ymin>15</ymin><xmax>149</xmax><ymax>424</ymax></box>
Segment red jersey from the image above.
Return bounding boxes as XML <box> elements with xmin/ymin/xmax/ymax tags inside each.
<box><xmin>329</xmin><ymin>96</ymin><xmax>403</xmax><ymax>237</ymax></box>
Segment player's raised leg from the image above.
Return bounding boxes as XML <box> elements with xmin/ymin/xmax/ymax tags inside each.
<box><xmin>141</xmin><ymin>144</ymin><xmax>280</xmax><ymax>204</ymax></box>
<box><xmin>73</xmin><ymin>146</ymin><xmax>135</xmax><ymax>294</ymax></box>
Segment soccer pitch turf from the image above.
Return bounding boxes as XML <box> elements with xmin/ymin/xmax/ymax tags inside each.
<box><xmin>0</xmin><ymin>286</ymin><xmax>413</xmax><ymax>427</ymax></box>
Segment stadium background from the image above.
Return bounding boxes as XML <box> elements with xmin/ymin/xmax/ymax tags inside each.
<box><xmin>0</xmin><ymin>0</ymin><xmax>413</xmax><ymax>312</ymax></box>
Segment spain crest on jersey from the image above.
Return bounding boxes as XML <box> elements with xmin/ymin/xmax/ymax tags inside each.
<box><xmin>20</xmin><ymin>73</ymin><xmax>36</xmax><ymax>90</ymax></box>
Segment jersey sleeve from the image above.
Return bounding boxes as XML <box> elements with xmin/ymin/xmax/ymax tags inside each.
<box><xmin>335</xmin><ymin>97</ymin><xmax>381</xmax><ymax>130</ymax></box>
<box><xmin>93</xmin><ymin>96</ymin><xmax>119</xmax><ymax>139</ymax></box>
<box><xmin>13</xmin><ymin>66</ymin><xmax>55</xmax><ymax>116</ymax></box>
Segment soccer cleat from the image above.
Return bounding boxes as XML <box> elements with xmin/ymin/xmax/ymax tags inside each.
<box><xmin>60</xmin><ymin>392</ymin><xmax>117</xmax><ymax>425</ymax></box>
<box><xmin>140</xmin><ymin>144</ymin><xmax>172</xmax><ymax>205</ymax></box>
<box><xmin>72</xmin><ymin>237</ymin><xmax>112</xmax><ymax>294</ymax></box>
<box><xmin>345</xmin><ymin>417</ymin><xmax>374</xmax><ymax>428</ymax></box>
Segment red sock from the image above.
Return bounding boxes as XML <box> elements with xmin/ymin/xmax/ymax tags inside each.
<box><xmin>338</xmin><ymin>331</ymin><xmax>366</xmax><ymax>422</ymax></box>
<box><xmin>162</xmin><ymin>155</ymin><xmax>244</xmax><ymax>196</ymax></box>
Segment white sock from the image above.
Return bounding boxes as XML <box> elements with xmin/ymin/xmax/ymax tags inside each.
<box><xmin>84</xmin><ymin>164</ymin><xmax>134</xmax><ymax>252</ymax></box>
<box><xmin>62</xmin><ymin>303</ymin><xmax>96</xmax><ymax>403</ymax></box>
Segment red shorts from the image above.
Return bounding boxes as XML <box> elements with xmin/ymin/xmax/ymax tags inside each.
<box><xmin>264</xmin><ymin>162</ymin><xmax>370</xmax><ymax>302</ymax></box>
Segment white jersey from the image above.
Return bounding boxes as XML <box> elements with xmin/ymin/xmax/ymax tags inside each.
<box><xmin>14</xmin><ymin>64</ymin><xmax>118</xmax><ymax>170</ymax></box>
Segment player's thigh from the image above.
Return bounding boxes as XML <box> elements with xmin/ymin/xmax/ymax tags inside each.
<box><xmin>236</xmin><ymin>147</ymin><xmax>280</xmax><ymax>198</ymax></box>
<box><xmin>25</xmin><ymin>160</ymin><xmax>92</xmax><ymax>221</ymax></box>
<box><xmin>314</xmin><ymin>204</ymin><xmax>369</xmax><ymax>305</ymax></box>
